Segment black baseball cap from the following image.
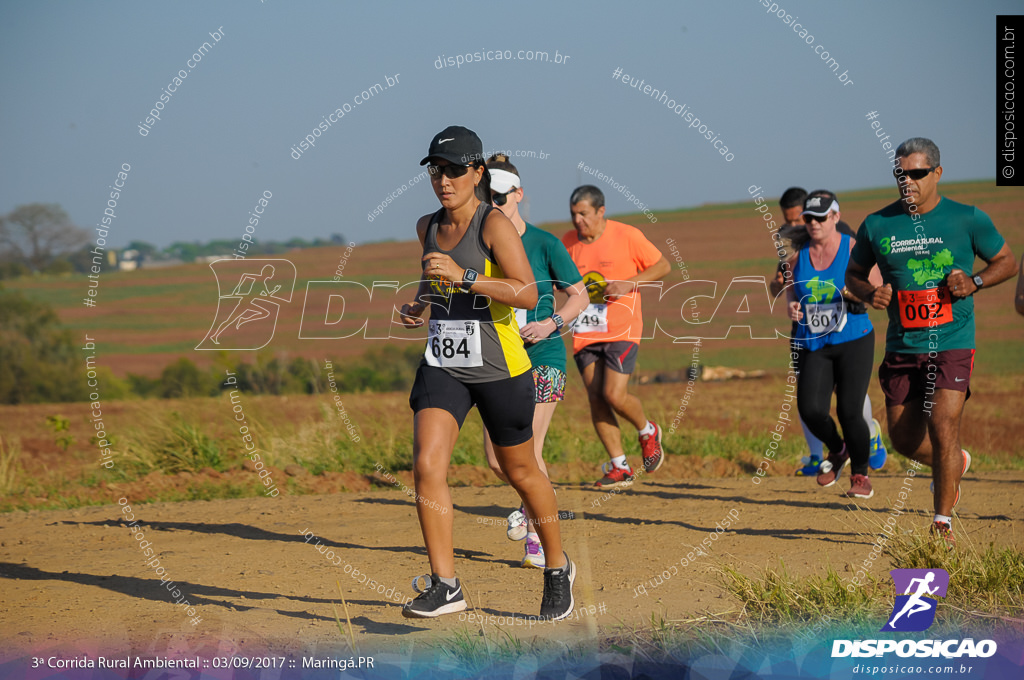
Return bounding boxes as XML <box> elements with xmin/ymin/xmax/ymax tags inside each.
<box><xmin>802</xmin><ymin>190</ymin><xmax>840</xmax><ymax>216</ymax></box>
<box><xmin>419</xmin><ymin>126</ymin><xmax>484</xmax><ymax>166</ymax></box>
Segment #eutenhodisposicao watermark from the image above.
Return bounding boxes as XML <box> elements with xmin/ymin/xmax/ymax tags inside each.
<box><xmin>83</xmin><ymin>162</ymin><xmax>132</xmax><ymax>307</ymax></box>
<box><xmin>611</xmin><ymin>67</ymin><xmax>734</xmax><ymax>162</ymax></box>
<box><xmin>118</xmin><ymin>498</ymin><xmax>202</xmax><ymax>626</ymax></box>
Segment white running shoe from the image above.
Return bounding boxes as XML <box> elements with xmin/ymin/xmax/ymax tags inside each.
<box><xmin>507</xmin><ymin>507</ymin><xmax>528</xmax><ymax>541</ymax></box>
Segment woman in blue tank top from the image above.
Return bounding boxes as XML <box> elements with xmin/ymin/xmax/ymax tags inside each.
<box><xmin>787</xmin><ymin>191</ymin><xmax>879</xmax><ymax>500</ymax></box>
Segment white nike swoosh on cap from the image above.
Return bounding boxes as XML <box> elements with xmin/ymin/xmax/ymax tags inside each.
<box><xmin>438</xmin><ymin>138</ymin><xmax>455</xmax><ymax>143</ymax></box>
<box><xmin>446</xmin><ymin>585</ymin><xmax>462</xmax><ymax>601</ymax></box>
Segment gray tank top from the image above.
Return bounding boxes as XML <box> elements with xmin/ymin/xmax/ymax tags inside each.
<box><xmin>420</xmin><ymin>202</ymin><xmax>531</xmax><ymax>383</ymax></box>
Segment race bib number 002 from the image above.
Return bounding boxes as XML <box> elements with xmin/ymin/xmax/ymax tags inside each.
<box><xmin>425</xmin><ymin>320</ymin><xmax>483</xmax><ymax>368</ymax></box>
<box><xmin>574</xmin><ymin>303</ymin><xmax>608</xmax><ymax>334</ymax></box>
<box><xmin>804</xmin><ymin>301</ymin><xmax>846</xmax><ymax>335</ymax></box>
<box><xmin>897</xmin><ymin>287</ymin><xmax>952</xmax><ymax>329</ymax></box>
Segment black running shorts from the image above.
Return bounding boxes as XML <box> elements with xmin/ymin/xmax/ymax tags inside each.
<box><xmin>409</xmin><ymin>365</ymin><xmax>535</xmax><ymax>446</ymax></box>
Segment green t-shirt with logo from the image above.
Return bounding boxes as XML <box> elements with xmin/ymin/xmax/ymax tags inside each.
<box><xmin>851</xmin><ymin>198</ymin><xmax>1005</xmax><ymax>353</ymax></box>
<box><xmin>518</xmin><ymin>223</ymin><xmax>584</xmax><ymax>373</ymax></box>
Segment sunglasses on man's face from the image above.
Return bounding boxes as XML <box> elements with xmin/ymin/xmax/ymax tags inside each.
<box><xmin>894</xmin><ymin>167</ymin><xmax>936</xmax><ymax>181</ymax></box>
<box><xmin>428</xmin><ymin>164</ymin><xmax>471</xmax><ymax>180</ymax></box>
<box><xmin>803</xmin><ymin>213</ymin><xmax>831</xmax><ymax>224</ymax></box>
<box><xmin>491</xmin><ymin>188</ymin><xmax>517</xmax><ymax>206</ymax></box>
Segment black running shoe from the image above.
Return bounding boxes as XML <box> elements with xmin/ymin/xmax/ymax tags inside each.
<box><xmin>539</xmin><ymin>553</ymin><xmax>576</xmax><ymax>621</ymax></box>
<box><xmin>401</xmin><ymin>574</ymin><xmax>466</xmax><ymax>618</ymax></box>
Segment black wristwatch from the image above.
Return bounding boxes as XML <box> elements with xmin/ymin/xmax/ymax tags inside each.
<box><xmin>550</xmin><ymin>313</ymin><xmax>564</xmax><ymax>330</ymax></box>
<box><xmin>972</xmin><ymin>274</ymin><xmax>984</xmax><ymax>292</ymax></box>
<box><xmin>460</xmin><ymin>268</ymin><xmax>478</xmax><ymax>292</ymax></box>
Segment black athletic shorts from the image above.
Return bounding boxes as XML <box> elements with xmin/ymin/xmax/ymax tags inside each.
<box><xmin>409</xmin><ymin>365</ymin><xmax>535</xmax><ymax>447</ymax></box>
<box><xmin>573</xmin><ymin>341</ymin><xmax>639</xmax><ymax>375</ymax></box>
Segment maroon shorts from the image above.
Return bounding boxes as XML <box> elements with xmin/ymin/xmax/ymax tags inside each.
<box><xmin>878</xmin><ymin>349</ymin><xmax>975</xmax><ymax>407</ymax></box>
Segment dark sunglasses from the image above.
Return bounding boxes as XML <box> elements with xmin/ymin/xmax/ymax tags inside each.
<box><xmin>894</xmin><ymin>167</ymin><xmax>936</xmax><ymax>181</ymax></box>
<box><xmin>491</xmin><ymin>188</ymin><xmax>517</xmax><ymax>206</ymax></box>
<box><xmin>803</xmin><ymin>213</ymin><xmax>831</xmax><ymax>224</ymax></box>
<box><xmin>428</xmin><ymin>164</ymin><xmax>471</xmax><ymax>179</ymax></box>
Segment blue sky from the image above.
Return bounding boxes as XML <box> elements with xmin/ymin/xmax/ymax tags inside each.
<box><xmin>0</xmin><ymin>1</ymin><xmax>1017</xmax><ymax>249</ymax></box>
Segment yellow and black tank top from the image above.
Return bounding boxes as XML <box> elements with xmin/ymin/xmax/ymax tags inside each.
<box><xmin>420</xmin><ymin>202</ymin><xmax>532</xmax><ymax>383</ymax></box>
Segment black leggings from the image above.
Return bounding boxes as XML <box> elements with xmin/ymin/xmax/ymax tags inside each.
<box><xmin>796</xmin><ymin>331</ymin><xmax>874</xmax><ymax>475</ymax></box>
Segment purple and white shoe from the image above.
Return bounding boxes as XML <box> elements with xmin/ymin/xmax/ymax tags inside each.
<box><xmin>521</xmin><ymin>535</ymin><xmax>545</xmax><ymax>569</ymax></box>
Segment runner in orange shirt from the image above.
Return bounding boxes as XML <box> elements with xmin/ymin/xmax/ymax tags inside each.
<box><xmin>562</xmin><ymin>185</ymin><xmax>671</xmax><ymax>489</ymax></box>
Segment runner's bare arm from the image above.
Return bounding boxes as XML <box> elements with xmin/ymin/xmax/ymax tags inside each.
<box><xmin>772</xmin><ymin>255</ymin><xmax>798</xmax><ymax>300</ymax></box>
<box><xmin>785</xmin><ymin>266</ymin><xmax>803</xmax><ymax>321</ymax></box>
<box><xmin>846</xmin><ymin>259</ymin><xmax>891</xmax><ymax>309</ymax></box>
<box><xmin>769</xmin><ymin>261</ymin><xmax>789</xmax><ymax>298</ymax></box>
<box><xmin>946</xmin><ymin>243</ymin><xmax>1016</xmax><ymax>298</ymax></box>
<box><xmin>840</xmin><ymin>240</ymin><xmax>882</xmax><ymax>302</ymax></box>
<box><xmin>436</xmin><ymin>208</ymin><xmax>536</xmax><ymax>309</ymax></box>
<box><xmin>399</xmin><ymin>216</ymin><xmax>435</xmax><ymax>328</ymax></box>
<box><xmin>520</xmin><ymin>280</ymin><xmax>589</xmax><ymax>341</ymax></box>
<box><xmin>605</xmin><ymin>256</ymin><xmax>672</xmax><ymax>298</ymax></box>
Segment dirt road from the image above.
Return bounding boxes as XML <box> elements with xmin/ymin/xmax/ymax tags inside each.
<box><xmin>1</xmin><ymin>467</ymin><xmax>1021</xmax><ymax>666</ymax></box>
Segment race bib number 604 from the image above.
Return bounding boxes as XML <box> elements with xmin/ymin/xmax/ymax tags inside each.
<box><xmin>425</xmin><ymin>320</ymin><xmax>483</xmax><ymax>368</ymax></box>
<box><xmin>897</xmin><ymin>287</ymin><xmax>953</xmax><ymax>329</ymax></box>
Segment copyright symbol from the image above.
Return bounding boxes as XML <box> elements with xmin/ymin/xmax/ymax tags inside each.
<box><xmin>1003</xmin><ymin>165</ymin><xmax>1015</xmax><ymax>179</ymax></box>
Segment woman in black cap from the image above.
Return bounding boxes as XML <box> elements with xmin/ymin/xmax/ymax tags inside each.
<box><xmin>398</xmin><ymin>126</ymin><xmax>575</xmax><ymax>620</ymax></box>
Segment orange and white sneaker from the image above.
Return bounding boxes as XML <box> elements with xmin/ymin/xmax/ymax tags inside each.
<box><xmin>930</xmin><ymin>449</ymin><xmax>972</xmax><ymax>508</ymax></box>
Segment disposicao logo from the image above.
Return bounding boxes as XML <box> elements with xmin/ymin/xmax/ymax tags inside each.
<box><xmin>831</xmin><ymin>568</ymin><xmax>998</xmax><ymax>659</ymax></box>
<box><xmin>883</xmin><ymin>568</ymin><xmax>948</xmax><ymax>632</ymax></box>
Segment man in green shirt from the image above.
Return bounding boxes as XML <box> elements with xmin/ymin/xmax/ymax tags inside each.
<box><xmin>847</xmin><ymin>138</ymin><xmax>1016</xmax><ymax>545</ymax></box>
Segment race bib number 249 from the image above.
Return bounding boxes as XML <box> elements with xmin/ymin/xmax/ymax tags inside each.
<box><xmin>574</xmin><ymin>303</ymin><xmax>608</xmax><ymax>334</ymax></box>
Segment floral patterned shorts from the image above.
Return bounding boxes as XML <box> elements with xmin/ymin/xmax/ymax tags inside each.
<box><xmin>532</xmin><ymin>365</ymin><xmax>566</xmax><ymax>403</ymax></box>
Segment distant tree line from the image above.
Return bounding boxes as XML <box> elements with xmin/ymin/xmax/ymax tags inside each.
<box><xmin>0</xmin><ymin>202</ymin><xmax>347</xmax><ymax>280</ymax></box>
<box><xmin>0</xmin><ymin>287</ymin><xmax>420</xmax><ymax>404</ymax></box>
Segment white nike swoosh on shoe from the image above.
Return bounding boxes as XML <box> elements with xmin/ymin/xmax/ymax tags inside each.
<box><xmin>446</xmin><ymin>585</ymin><xmax>462</xmax><ymax>601</ymax></box>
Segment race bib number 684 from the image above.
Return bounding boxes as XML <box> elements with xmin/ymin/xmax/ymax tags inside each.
<box><xmin>425</xmin><ymin>320</ymin><xmax>483</xmax><ymax>367</ymax></box>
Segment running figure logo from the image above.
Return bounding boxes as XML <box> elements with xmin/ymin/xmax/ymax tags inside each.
<box><xmin>881</xmin><ymin>568</ymin><xmax>949</xmax><ymax>632</ymax></box>
<box><xmin>197</xmin><ymin>259</ymin><xmax>296</xmax><ymax>350</ymax></box>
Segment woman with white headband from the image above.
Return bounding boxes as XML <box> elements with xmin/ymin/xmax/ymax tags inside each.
<box><xmin>483</xmin><ymin>153</ymin><xmax>589</xmax><ymax>569</ymax></box>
